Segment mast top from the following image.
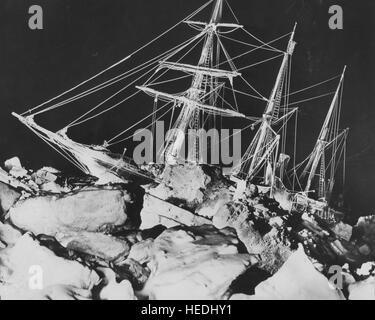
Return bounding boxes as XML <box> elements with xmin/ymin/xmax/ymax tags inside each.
<box><xmin>292</xmin><ymin>22</ymin><xmax>297</xmax><ymax>34</ymax></box>
<box><xmin>341</xmin><ymin>65</ymin><xmax>347</xmax><ymax>80</ymax></box>
<box><xmin>210</xmin><ymin>0</ymin><xmax>223</xmax><ymax>24</ymax></box>
<box><xmin>287</xmin><ymin>23</ymin><xmax>297</xmax><ymax>55</ymax></box>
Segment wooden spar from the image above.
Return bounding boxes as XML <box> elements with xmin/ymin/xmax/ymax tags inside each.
<box><xmin>157</xmin><ymin>61</ymin><xmax>241</xmax><ymax>82</ymax></box>
<box><xmin>210</xmin><ymin>0</ymin><xmax>223</xmax><ymax>24</ymax></box>
<box><xmin>184</xmin><ymin>21</ymin><xmax>243</xmax><ymax>29</ymax></box>
<box><xmin>136</xmin><ymin>86</ymin><xmax>253</xmax><ymax>119</ymax></box>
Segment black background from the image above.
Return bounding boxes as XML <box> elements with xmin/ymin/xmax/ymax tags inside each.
<box><xmin>0</xmin><ymin>0</ymin><xmax>374</xmax><ymax>220</ymax></box>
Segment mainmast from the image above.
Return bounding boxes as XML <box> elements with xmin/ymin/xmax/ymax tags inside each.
<box><xmin>240</xmin><ymin>24</ymin><xmax>297</xmax><ymax>182</ymax></box>
<box><xmin>303</xmin><ymin>66</ymin><xmax>346</xmax><ymax>198</ymax></box>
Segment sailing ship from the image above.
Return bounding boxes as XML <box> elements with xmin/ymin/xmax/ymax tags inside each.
<box><xmin>12</xmin><ymin>0</ymin><xmax>348</xmax><ymax>219</ymax></box>
<box><xmin>12</xmin><ymin>0</ymin><xmax>288</xmax><ymax>182</ymax></box>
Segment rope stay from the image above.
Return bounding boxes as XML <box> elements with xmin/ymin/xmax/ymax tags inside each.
<box><xmin>107</xmin><ymin>100</ymin><xmax>174</xmax><ymax>145</ymax></box>
<box><xmin>280</xmin><ymin>91</ymin><xmax>336</xmax><ymax>110</ymax></box>
<box><xmin>285</xmin><ymin>74</ymin><xmax>341</xmax><ymax>98</ymax></box>
<box><xmin>223</xmin><ymin>86</ymin><xmax>268</xmax><ymax>101</ymax></box>
<box><xmin>219</xmin><ymin>34</ymin><xmax>285</xmax><ymax>53</ymax></box>
<box><xmin>223</xmin><ymin>0</ymin><xmax>286</xmax><ymax>54</ymax></box>
<box><xmin>22</xmin><ymin>0</ymin><xmax>214</xmax><ymax>116</ymax></box>
<box><xmin>108</xmin><ymin>101</ymin><xmax>175</xmax><ymax>147</ymax></box>
<box><xmin>30</xmin><ymin>32</ymin><xmax>206</xmax><ymax>117</ymax></box>
<box><xmin>241</xmin><ymin>28</ymin><xmax>288</xmax><ymax>53</ymax></box>
<box><xmin>224</xmin><ymin>0</ymin><xmax>239</xmax><ymax>24</ymax></box>
<box><xmin>66</xmin><ymin>30</ymin><xmax>206</xmax><ymax>129</ymax></box>
<box><xmin>32</xmin><ymin>31</ymin><xmax>207</xmax><ymax>124</ymax></box>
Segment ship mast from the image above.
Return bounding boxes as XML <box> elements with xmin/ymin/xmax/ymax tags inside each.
<box><xmin>162</xmin><ymin>0</ymin><xmax>224</xmax><ymax>164</ymax></box>
<box><xmin>241</xmin><ymin>24</ymin><xmax>297</xmax><ymax>182</ymax></box>
<box><xmin>303</xmin><ymin>66</ymin><xmax>346</xmax><ymax>198</ymax></box>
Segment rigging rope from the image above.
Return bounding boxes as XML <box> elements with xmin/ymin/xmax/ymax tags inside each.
<box><xmin>289</xmin><ymin>149</ymin><xmax>314</xmax><ymax>174</ymax></box>
<box><xmin>107</xmin><ymin>35</ymin><xmax>206</xmax><ymax>144</ymax></box>
<box><xmin>240</xmin><ymin>76</ymin><xmax>267</xmax><ymax>101</ymax></box>
<box><xmin>236</xmin><ymin>53</ymin><xmax>284</xmax><ymax>72</ymax></box>
<box><xmin>71</xmin><ymin>91</ymin><xmax>140</xmax><ymax>128</ymax></box>
<box><xmin>151</xmin><ymin>97</ymin><xmax>158</xmax><ymax>139</ymax></box>
<box><xmin>273</xmin><ymin>108</ymin><xmax>297</xmax><ymax>127</ymax></box>
<box><xmin>107</xmin><ymin>100</ymin><xmax>173</xmax><ymax>145</ymax></box>
<box><xmin>292</xmin><ymin>109</ymin><xmax>298</xmax><ymax>191</ymax></box>
<box><xmin>342</xmin><ymin>134</ymin><xmax>346</xmax><ymax>189</ymax></box>
<box><xmin>224</xmin><ymin>0</ymin><xmax>240</xmax><ymax>24</ymax></box>
<box><xmin>219</xmin><ymin>34</ymin><xmax>284</xmax><ymax>53</ymax></box>
<box><xmin>25</xmin><ymin>124</ymin><xmax>88</xmax><ymax>173</ymax></box>
<box><xmin>230</xmin><ymin>83</ymin><xmax>239</xmax><ymax>111</ymax></box>
<box><xmin>325</xmin><ymin>132</ymin><xmax>346</xmax><ymax>177</ymax></box>
<box><xmin>241</xmin><ymin>28</ymin><xmax>287</xmax><ymax>53</ymax></box>
<box><xmin>223</xmin><ymin>86</ymin><xmax>268</xmax><ymax>101</ymax></box>
<box><xmin>216</xmin><ymin>89</ymin><xmax>236</xmax><ymax>111</ymax></box>
<box><xmin>22</xmin><ymin>0</ymin><xmax>214</xmax><ymax>116</ymax></box>
<box><xmin>280</xmin><ymin>91</ymin><xmax>335</xmax><ymax>109</ymax></box>
<box><xmin>147</xmin><ymin>74</ymin><xmax>191</xmax><ymax>86</ymax></box>
<box><xmin>108</xmin><ymin>102</ymin><xmax>175</xmax><ymax>146</ymax></box>
<box><xmin>214</xmin><ymin>31</ymin><xmax>291</xmax><ymax>70</ymax></box>
<box><xmin>31</xmin><ymin>32</ymin><xmax>206</xmax><ymax>117</ymax></box>
<box><xmin>284</xmin><ymin>74</ymin><xmax>341</xmax><ymax>98</ymax></box>
<box><xmin>68</xmin><ymin>32</ymin><xmax>206</xmax><ymax>127</ymax></box>
<box><xmin>223</xmin><ymin>0</ymin><xmax>288</xmax><ymax>54</ymax></box>
<box><xmin>217</xmin><ymin>31</ymin><xmax>267</xmax><ymax>100</ymax></box>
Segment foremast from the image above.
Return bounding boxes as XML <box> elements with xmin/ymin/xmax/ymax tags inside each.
<box><xmin>141</xmin><ymin>0</ymin><xmax>235</xmax><ymax>165</ymax></box>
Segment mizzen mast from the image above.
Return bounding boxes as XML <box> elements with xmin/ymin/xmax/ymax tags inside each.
<box><xmin>303</xmin><ymin>66</ymin><xmax>346</xmax><ymax>199</ymax></box>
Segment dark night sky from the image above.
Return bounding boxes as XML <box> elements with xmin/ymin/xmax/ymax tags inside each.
<box><xmin>0</xmin><ymin>0</ymin><xmax>374</xmax><ymax>218</ymax></box>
